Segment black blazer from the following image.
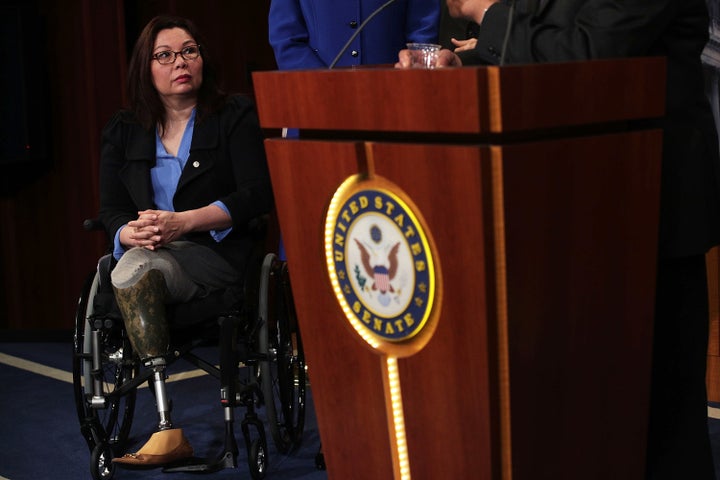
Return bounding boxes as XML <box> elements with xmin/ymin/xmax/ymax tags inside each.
<box><xmin>461</xmin><ymin>0</ymin><xmax>720</xmax><ymax>258</ymax></box>
<box><xmin>99</xmin><ymin>95</ymin><xmax>274</xmax><ymax>271</ymax></box>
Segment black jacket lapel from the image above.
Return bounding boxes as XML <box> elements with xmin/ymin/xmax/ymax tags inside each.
<box><xmin>177</xmin><ymin>112</ymin><xmax>220</xmax><ymax>192</ymax></box>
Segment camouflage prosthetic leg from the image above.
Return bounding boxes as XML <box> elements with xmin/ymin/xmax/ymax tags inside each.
<box><xmin>113</xmin><ymin>268</ymin><xmax>174</xmax><ymax>431</ymax></box>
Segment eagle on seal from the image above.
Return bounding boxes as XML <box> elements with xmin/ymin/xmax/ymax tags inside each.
<box><xmin>354</xmin><ymin>239</ymin><xmax>400</xmax><ymax>294</ymax></box>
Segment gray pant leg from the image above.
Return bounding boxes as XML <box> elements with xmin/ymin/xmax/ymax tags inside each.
<box><xmin>111</xmin><ymin>247</ymin><xmax>200</xmax><ymax>302</ymax></box>
<box><xmin>111</xmin><ymin>242</ymin><xmax>239</xmax><ymax>303</ymax></box>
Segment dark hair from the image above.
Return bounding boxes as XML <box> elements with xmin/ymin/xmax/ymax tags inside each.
<box><xmin>126</xmin><ymin>15</ymin><xmax>226</xmax><ymax>133</ymax></box>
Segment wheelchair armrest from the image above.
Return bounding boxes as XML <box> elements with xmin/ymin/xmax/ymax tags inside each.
<box><xmin>83</xmin><ymin>218</ymin><xmax>104</xmax><ymax>232</ymax></box>
<box><xmin>247</xmin><ymin>214</ymin><xmax>270</xmax><ymax>240</ymax></box>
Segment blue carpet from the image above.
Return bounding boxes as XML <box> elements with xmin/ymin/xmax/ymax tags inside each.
<box><xmin>0</xmin><ymin>342</ymin><xmax>327</xmax><ymax>480</ymax></box>
<box><xmin>710</xmin><ymin>402</ymin><xmax>720</xmax><ymax>480</ymax></box>
<box><xmin>5</xmin><ymin>341</ymin><xmax>720</xmax><ymax>479</ymax></box>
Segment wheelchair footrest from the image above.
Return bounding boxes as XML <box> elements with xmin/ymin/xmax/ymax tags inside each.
<box><xmin>162</xmin><ymin>451</ymin><xmax>237</xmax><ymax>474</ymax></box>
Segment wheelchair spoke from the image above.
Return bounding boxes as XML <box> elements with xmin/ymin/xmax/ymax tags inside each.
<box><xmin>73</xmin><ymin>268</ymin><xmax>137</xmax><ymax>454</ymax></box>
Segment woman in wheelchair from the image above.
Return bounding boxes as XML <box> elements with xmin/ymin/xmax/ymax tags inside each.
<box><xmin>99</xmin><ymin>14</ymin><xmax>273</xmax><ymax>467</ymax></box>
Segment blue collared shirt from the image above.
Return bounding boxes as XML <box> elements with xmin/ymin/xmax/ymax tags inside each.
<box><xmin>113</xmin><ymin>110</ymin><xmax>231</xmax><ymax>259</ymax></box>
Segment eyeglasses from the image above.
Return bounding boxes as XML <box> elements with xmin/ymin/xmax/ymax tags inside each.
<box><xmin>152</xmin><ymin>44</ymin><xmax>201</xmax><ymax>64</ymax></box>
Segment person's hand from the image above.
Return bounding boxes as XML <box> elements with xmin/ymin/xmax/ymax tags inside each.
<box><xmin>121</xmin><ymin>212</ymin><xmax>160</xmax><ymax>249</ymax></box>
<box><xmin>451</xmin><ymin>37</ymin><xmax>477</xmax><ymax>52</ymax></box>
<box><xmin>134</xmin><ymin>209</ymin><xmax>187</xmax><ymax>249</ymax></box>
<box><xmin>395</xmin><ymin>48</ymin><xmax>463</xmax><ymax>69</ymax></box>
<box><xmin>121</xmin><ymin>209</ymin><xmax>186</xmax><ymax>250</ymax></box>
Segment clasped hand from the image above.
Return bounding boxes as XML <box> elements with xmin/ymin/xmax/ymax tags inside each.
<box><xmin>124</xmin><ymin>209</ymin><xmax>186</xmax><ymax>250</ymax></box>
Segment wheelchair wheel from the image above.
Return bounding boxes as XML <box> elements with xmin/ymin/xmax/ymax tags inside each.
<box><xmin>72</xmin><ymin>268</ymin><xmax>138</xmax><ymax>453</ymax></box>
<box><xmin>258</xmin><ymin>254</ymin><xmax>307</xmax><ymax>454</ymax></box>
<box><xmin>248</xmin><ymin>437</ymin><xmax>267</xmax><ymax>480</ymax></box>
<box><xmin>90</xmin><ymin>442</ymin><xmax>116</xmax><ymax>480</ymax></box>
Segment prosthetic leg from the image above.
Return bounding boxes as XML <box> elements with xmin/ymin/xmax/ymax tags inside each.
<box><xmin>111</xmin><ymin>269</ymin><xmax>193</xmax><ymax>466</ymax></box>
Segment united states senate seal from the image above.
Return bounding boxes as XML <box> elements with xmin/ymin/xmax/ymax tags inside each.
<box><xmin>324</xmin><ymin>174</ymin><xmax>441</xmax><ymax>356</ymax></box>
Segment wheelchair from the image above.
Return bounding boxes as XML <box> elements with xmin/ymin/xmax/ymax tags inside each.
<box><xmin>72</xmin><ymin>218</ymin><xmax>306</xmax><ymax>480</ymax></box>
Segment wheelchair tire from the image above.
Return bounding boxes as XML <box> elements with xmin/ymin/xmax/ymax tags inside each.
<box><xmin>72</xmin><ymin>268</ymin><xmax>138</xmax><ymax>453</ymax></box>
<box><xmin>248</xmin><ymin>437</ymin><xmax>267</xmax><ymax>480</ymax></box>
<box><xmin>258</xmin><ymin>254</ymin><xmax>307</xmax><ymax>454</ymax></box>
<box><xmin>90</xmin><ymin>442</ymin><xmax>116</xmax><ymax>480</ymax></box>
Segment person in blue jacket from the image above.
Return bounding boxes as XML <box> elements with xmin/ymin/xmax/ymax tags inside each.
<box><xmin>268</xmin><ymin>0</ymin><xmax>440</xmax><ymax>69</ymax></box>
<box><xmin>268</xmin><ymin>3</ymin><xmax>439</xmax><ymax>469</ymax></box>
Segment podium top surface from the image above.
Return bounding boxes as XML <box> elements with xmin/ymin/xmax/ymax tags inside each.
<box><xmin>252</xmin><ymin>57</ymin><xmax>665</xmax><ymax>135</ymax></box>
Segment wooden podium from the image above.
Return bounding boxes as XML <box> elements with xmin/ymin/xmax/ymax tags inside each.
<box><xmin>252</xmin><ymin>58</ymin><xmax>665</xmax><ymax>480</ymax></box>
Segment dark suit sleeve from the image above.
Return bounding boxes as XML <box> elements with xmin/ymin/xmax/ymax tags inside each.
<box><xmin>462</xmin><ymin>0</ymin><xmax>719</xmax><ymax>258</ymax></box>
<box><xmin>98</xmin><ymin>112</ymin><xmax>139</xmax><ymax>241</ymax></box>
<box><xmin>218</xmin><ymin>96</ymin><xmax>274</xmax><ymax>228</ymax></box>
<box><xmin>465</xmin><ymin>0</ymin><xmax>694</xmax><ymax>66</ymax></box>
